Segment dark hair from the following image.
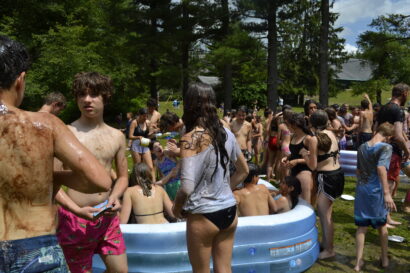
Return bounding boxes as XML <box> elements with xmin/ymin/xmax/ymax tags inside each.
<box><xmin>44</xmin><ymin>92</ymin><xmax>66</xmax><ymax>106</ymax></box>
<box><xmin>138</xmin><ymin>108</ymin><xmax>148</xmax><ymax>116</ymax></box>
<box><xmin>282</xmin><ymin>109</ymin><xmax>293</xmax><ymax>122</ymax></box>
<box><xmin>237</xmin><ymin>105</ymin><xmax>247</xmax><ymax>114</ymax></box>
<box><xmin>309</xmin><ymin>110</ymin><xmax>328</xmax><ymax>130</ymax></box>
<box><xmin>129</xmin><ymin>163</ymin><xmax>153</xmax><ymax>196</ymax></box>
<box><xmin>373</xmin><ymin>102</ymin><xmax>381</xmax><ymax>109</ymax></box>
<box><xmin>182</xmin><ymin>83</ymin><xmax>229</xmax><ymax>178</ymax></box>
<box><xmin>316</xmin><ymin>132</ymin><xmax>332</xmax><ymax>152</ymax></box>
<box><xmin>159</xmin><ymin>112</ymin><xmax>179</xmax><ymax>132</ymax></box>
<box><xmin>359</xmin><ymin>99</ymin><xmax>369</xmax><ymax>110</ymax></box>
<box><xmin>288</xmin><ymin>112</ymin><xmax>311</xmax><ymax>135</ymax></box>
<box><xmin>72</xmin><ymin>72</ymin><xmax>113</xmax><ymax>104</ymax></box>
<box><xmin>147</xmin><ymin>97</ymin><xmax>158</xmax><ymax>108</ymax></box>
<box><xmin>0</xmin><ymin>36</ymin><xmax>30</xmax><ymax>90</ymax></box>
<box><xmin>304</xmin><ymin>99</ymin><xmax>317</xmax><ymax>116</ymax></box>
<box><xmin>324</xmin><ymin>107</ymin><xmax>337</xmax><ymax>121</ymax></box>
<box><xmin>284</xmin><ymin>176</ymin><xmax>302</xmax><ymax>209</ymax></box>
<box><xmin>244</xmin><ymin>162</ymin><xmax>259</xmax><ymax>183</ymax></box>
<box><xmin>282</xmin><ymin>104</ymin><xmax>292</xmax><ymax>112</ymax></box>
<box><xmin>245</xmin><ymin>114</ymin><xmax>253</xmax><ymax>123</ymax></box>
<box><xmin>331</xmin><ymin>104</ymin><xmax>340</xmax><ymax>111</ymax></box>
<box><xmin>392</xmin><ymin>83</ymin><xmax>409</xmax><ymax>98</ymax></box>
<box><xmin>264</xmin><ymin>108</ymin><xmax>273</xmax><ymax>118</ymax></box>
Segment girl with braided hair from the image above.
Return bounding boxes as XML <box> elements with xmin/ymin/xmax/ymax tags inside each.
<box><xmin>120</xmin><ymin>162</ymin><xmax>174</xmax><ymax>224</ymax></box>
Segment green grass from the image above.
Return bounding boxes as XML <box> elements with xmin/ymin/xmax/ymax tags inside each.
<box><xmin>307</xmin><ymin>177</ymin><xmax>410</xmax><ymax>272</ymax></box>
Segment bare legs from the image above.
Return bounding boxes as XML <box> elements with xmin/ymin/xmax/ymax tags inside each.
<box><xmin>101</xmin><ymin>253</ymin><xmax>128</xmax><ymax>273</ymax></box>
<box><xmin>266</xmin><ymin>149</ymin><xmax>277</xmax><ymax>181</ymax></box>
<box><xmin>186</xmin><ymin>213</ymin><xmax>238</xmax><ymax>273</ymax></box>
<box><xmin>296</xmin><ymin>170</ymin><xmax>313</xmax><ymax>204</ymax></box>
<box><xmin>317</xmin><ymin>193</ymin><xmax>335</xmax><ymax>259</ymax></box>
<box><xmin>354</xmin><ymin>225</ymin><xmax>389</xmax><ymax>271</ymax></box>
<box><xmin>131</xmin><ymin>150</ymin><xmax>155</xmax><ymax>182</ymax></box>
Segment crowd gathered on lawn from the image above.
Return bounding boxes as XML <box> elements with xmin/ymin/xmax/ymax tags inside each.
<box><xmin>1</xmin><ymin>35</ymin><xmax>410</xmax><ymax>273</ymax></box>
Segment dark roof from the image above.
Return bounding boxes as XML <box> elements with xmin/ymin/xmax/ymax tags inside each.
<box><xmin>335</xmin><ymin>58</ymin><xmax>373</xmax><ymax>82</ymax></box>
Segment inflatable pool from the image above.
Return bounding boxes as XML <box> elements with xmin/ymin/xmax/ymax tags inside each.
<box><xmin>92</xmin><ymin>199</ymin><xmax>319</xmax><ymax>273</ymax></box>
<box><xmin>340</xmin><ymin>150</ymin><xmax>357</xmax><ymax>177</ymax></box>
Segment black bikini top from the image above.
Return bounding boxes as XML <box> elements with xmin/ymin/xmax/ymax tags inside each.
<box><xmin>317</xmin><ymin>150</ymin><xmax>339</xmax><ymax>163</ymax></box>
<box><xmin>289</xmin><ymin>136</ymin><xmax>307</xmax><ymax>160</ymax></box>
<box><xmin>134</xmin><ymin>122</ymin><xmax>149</xmax><ymax>137</ymax></box>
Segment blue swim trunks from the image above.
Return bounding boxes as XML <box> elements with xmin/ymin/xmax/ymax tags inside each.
<box><xmin>0</xmin><ymin>234</ymin><xmax>69</xmax><ymax>273</ymax></box>
<box><xmin>354</xmin><ymin>216</ymin><xmax>387</xmax><ymax>229</ymax></box>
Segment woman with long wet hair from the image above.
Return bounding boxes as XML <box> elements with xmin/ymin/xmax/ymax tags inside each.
<box><xmin>300</xmin><ymin>110</ymin><xmax>345</xmax><ymax>259</ymax></box>
<box><xmin>172</xmin><ymin>83</ymin><xmax>249</xmax><ymax>273</ymax></box>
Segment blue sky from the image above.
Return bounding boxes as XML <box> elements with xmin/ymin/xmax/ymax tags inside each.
<box><xmin>332</xmin><ymin>0</ymin><xmax>410</xmax><ymax>53</ymax></box>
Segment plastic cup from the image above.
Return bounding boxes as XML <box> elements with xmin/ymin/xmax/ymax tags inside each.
<box><xmin>140</xmin><ymin>137</ymin><xmax>150</xmax><ymax>147</ymax></box>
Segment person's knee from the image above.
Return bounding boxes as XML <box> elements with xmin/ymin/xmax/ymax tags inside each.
<box><xmin>107</xmin><ymin>264</ymin><xmax>128</xmax><ymax>273</ymax></box>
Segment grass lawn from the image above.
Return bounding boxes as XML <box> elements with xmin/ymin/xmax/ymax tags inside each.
<box><xmin>126</xmin><ymin>91</ymin><xmax>409</xmax><ymax>272</ymax></box>
<box><xmin>307</xmin><ymin>177</ymin><xmax>410</xmax><ymax>272</ymax></box>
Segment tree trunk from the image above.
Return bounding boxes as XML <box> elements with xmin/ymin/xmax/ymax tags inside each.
<box><xmin>223</xmin><ymin>63</ymin><xmax>233</xmax><ymax>115</ymax></box>
<box><xmin>221</xmin><ymin>0</ymin><xmax>232</xmax><ymax>114</ymax></box>
<box><xmin>181</xmin><ymin>2</ymin><xmax>189</xmax><ymax>99</ymax></box>
<box><xmin>149</xmin><ymin>2</ymin><xmax>158</xmax><ymax>99</ymax></box>
<box><xmin>377</xmin><ymin>89</ymin><xmax>382</xmax><ymax>104</ymax></box>
<box><xmin>267</xmin><ymin>1</ymin><xmax>278</xmax><ymax>111</ymax></box>
<box><xmin>319</xmin><ymin>0</ymin><xmax>329</xmax><ymax>106</ymax></box>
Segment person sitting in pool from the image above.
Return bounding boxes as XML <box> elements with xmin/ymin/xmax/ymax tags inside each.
<box><xmin>234</xmin><ymin>162</ymin><xmax>276</xmax><ymax>216</ymax></box>
<box><xmin>120</xmin><ymin>162</ymin><xmax>175</xmax><ymax>224</ymax></box>
<box><xmin>271</xmin><ymin>176</ymin><xmax>302</xmax><ymax>214</ymax></box>
<box><xmin>152</xmin><ymin>140</ymin><xmax>181</xmax><ymax>201</ymax></box>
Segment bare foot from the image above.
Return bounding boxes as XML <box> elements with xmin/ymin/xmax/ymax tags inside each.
<box><xmin>388</xmin><ymin>219</ymin><xmax>402</xmax><ymax>225</ymax></box>
<box><xmin>386</xmin><ymin>223</ymin><xmax>396</xmax><ymax>229</ymax></box>
<box><xmin>354</xmin><ymin>259</ymin><xmax>364</xmax><ymax>272</ymax></box>
<box><xmin>319</xmin><ymin>249</ymin><xmax>335</xmax><ymax>259</ymax></box>
<box><xmin>403</xmin><ymin>205</ymin><xmax>410</xmax><ymax>213</ymax></box>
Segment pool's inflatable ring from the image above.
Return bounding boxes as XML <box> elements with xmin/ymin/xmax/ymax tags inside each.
<box><xmin>92</xmin><ymin>199</ymin><xmax>319</xmax><ymax>273</ymax></box>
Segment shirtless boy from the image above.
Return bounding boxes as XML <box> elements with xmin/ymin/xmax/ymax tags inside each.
<box><xmin>147</xmin><ymin>97</ymin><xmax>161</xmax><ymax>135</ymax></box>
<box><xmin>234</xmin><ymin>163</ymin><xmax>275</xmax><ymax>216</ymax></box>
<box><xmin>358</xmin><ymin>94</ymin><xmax>373</xmax><ymax>146</ymax></box>
<box><xmin>55</xmin><ymin>72</ymin><xmax>129</xmax><ymax>273</ymax></box>
<box><xmin>230</xmin><ymin>106</ymin><xmax>252</xmax><ymax>160</ymax></box>
<box><xmin>0</xmin><ymin>36</ymin><xmax>111</xmax><ymax>272</ymax></box>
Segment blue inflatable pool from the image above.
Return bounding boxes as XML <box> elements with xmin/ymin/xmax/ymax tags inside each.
<box><xmin>340</xmin><ymin>150</ymin><xmax>357</xmax><ymax>177</ymax></box>
<box><xmin>92</xmin><ymin>199</ymin><xmax>319</xmax><ymax>273</ymax></box>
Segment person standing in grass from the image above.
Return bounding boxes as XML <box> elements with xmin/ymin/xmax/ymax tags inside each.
<box><xmin>354</xmin><ymin>122</ymin><xmax>396</xmax><ymax>271</ymax></box>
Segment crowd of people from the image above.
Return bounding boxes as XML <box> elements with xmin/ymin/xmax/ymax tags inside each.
<box><xmin>1</xmin><ymin>35</ymin><xmax>410</xmax><ymax>273</ymax></box>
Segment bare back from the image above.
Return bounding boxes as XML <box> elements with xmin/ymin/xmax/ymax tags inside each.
<box><xmin>230</xmin><ymin>120</ymin><xmax>251</xmax><ymax>150</ymax></box>
<box><xmin>129</xmin><ymin>185</ymin><xmax>169</xmax><ymax>224</ymax></box>
<box><xmin>359</xmin><ymin>109</ymin><xmax>373</xmax><ymax>133</ymax></box>
<box><xmin>1</xmin><ymin>110</ymin><xmax>58</xmax><ymax>240</ymax></box>
<box><xmin>234</xmin><ymin>184</ymin><xmax>270</xmax><ymax>216</ymax></box>
<box><xmin>66</xmin><ymin>121</ymin><xmax>123</xmax><ymax>207</ymax></box>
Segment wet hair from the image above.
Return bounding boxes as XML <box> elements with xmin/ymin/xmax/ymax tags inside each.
<box><xmin>129</xmin><ymin>163</ymin><xmax>153</xmax><ymax>197</ymax></box>
<box><xmin>282</xmin><ymin>109</ymin><xmax>293</xmax><ymax>123</ymax></box>
<box><xmin>392</xmin><ymin>83</ymin><xmax>409</xmax><ymax>98</ymax></box>
<box><xmin>360</xmin><ymin>99</ymin><xmax>369</xmax><ymax>110</ymax></box>
<box><xmin>331</xmin><ymin>104</ymin><xmax>340</xmax><ymax>111</ymax></box>
<box><xmin>288</xmin><ymin>112</ymin><xmax>311</xmax><ymax>135</ymax></box>
<box><xmin>310</xmin><ymin>110</ymin><xmax>332</xmax><ymax>152</ymax></box>
<box><xmin>244</xmin><ymin>162</ymin><xmax>259</xmax><ymax>184</ymax></box>
<box><xmin>182</xmin><ymin>83</ymin><xmax>229</xmax><ymax>179</ymax></box>
<box><xmin>376</xmin><ymin>122</ymin><xmax>394</xmax><ymax>137</ymax></box>
<box><xmin>309</xmin><ymin>110</ymin><xmax>328</xmax><ymax>131</ymax></box>
<box><xmin>147</xmin><ymin>97</ymin><xmax>158</xmax><ymax>108</ymax></box>
<box><xmin>72</xmin><ymin>72</ymin><xmax>113</xmax><ymax>104</ymax></box>
<box><xmin>0</xmin><ymin>36</ymin><xmax>30</xmax><ymax>90</ymax></box>
<box><xmin>159</xmin><ymin>112</ymin><xmax>179</xmax><ymax>132</ymax></box>
<box><xmin>339</xmin><ymin>106</ymin><xmax>347</xmax><ymax>114</ymax></box>
<box><xmin>284</xmin><ymin>176</ymin><xmax>302</xmax><ymax>209</ymax></box>
<box><xmin>44</xmin><ymin>92</ymin><xmax>66</xmax><ymax>106</ymax></box>
<box><xmin>138</xmin><ymin>108</ymin><xmax>148</xmax><ymax>116</ymax></box>
<box><xmin>324</xmin><ymin>107</ymin><xmax>337</xmax><ymax>121</ymax></box>
<box><xmin>255</xmin><ymin>115</ymin><xmax>261</xmax><ymax>123</ymax></box>
<box><xmin>304</xmin><ymin>100</ymin><xmax>317</xmax><ymax>116</ymax></box>
<box><xmin>373</xmin><ymin>102</ymin><xmax>381</xmax><ymax>109</ymax></box>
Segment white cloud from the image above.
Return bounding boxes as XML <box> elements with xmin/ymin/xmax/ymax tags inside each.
<box><xmin>344</xmin><ymin>43</ymin><xmax>358</xmax><ymax>53</ymax></box>
<box><xmin>333</xmin><ymin>0</ymin><xmax>410</xmax><ymax>26</ymax></box>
